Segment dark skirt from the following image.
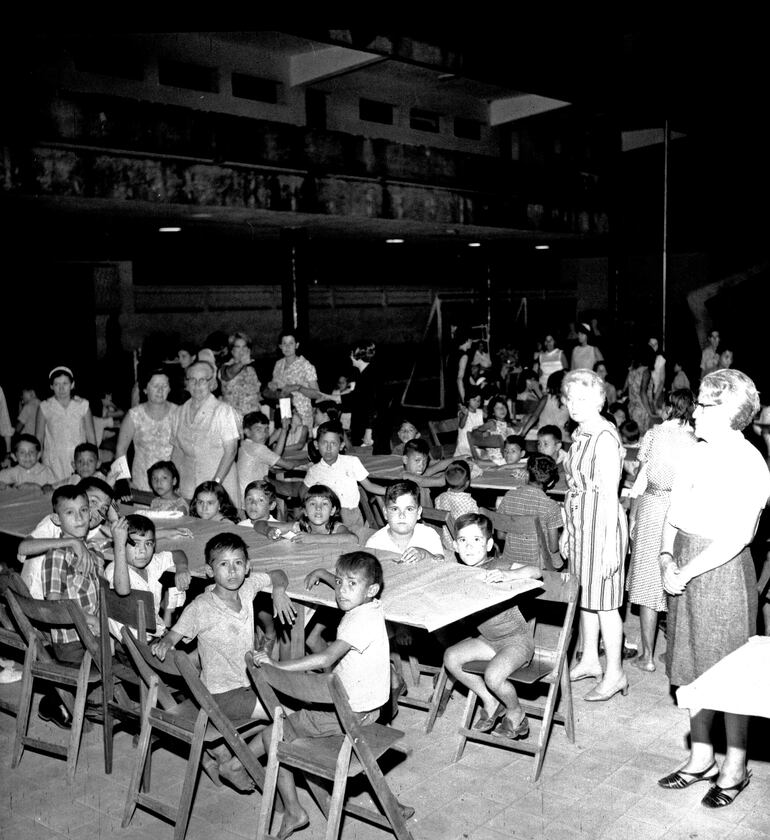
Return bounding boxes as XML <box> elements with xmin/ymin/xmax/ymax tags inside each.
<box><xmin>666</xmin><ymin>531</ymin><xmax>757</xmax><ymax>686</ymax></box>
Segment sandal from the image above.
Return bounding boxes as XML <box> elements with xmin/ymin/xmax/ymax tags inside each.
<box><xmin>657</xmin><ymin>761</ymin><xmax>718</xmax><ymax>789</ymax></box>
<box><xmin>702</xmin><ymin>772</ymin><xmax>751</xmax><ymax>808</ymax></box>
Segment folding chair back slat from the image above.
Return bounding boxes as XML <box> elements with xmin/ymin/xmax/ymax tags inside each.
<box><xmin>480</xmin><ymin>507</ymin><xmax>556</xmax><ymax>571</ymax></box>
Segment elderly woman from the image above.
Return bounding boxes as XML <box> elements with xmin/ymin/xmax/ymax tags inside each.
<box><xmin>657</xmin><ymin>369</ymin><xmax>770</xmax><ymax>808</ymax></box>
<box><xmin>171</xmin><ymin>360</ymin><xmax>240</xmax><ymax>502</ymax></box>
<box><xmin>264</xmin><ymin>330</ymin><xmax>319</xmax><ymax>429</ymax></box>
<box><xmin>560</xmin><ymin>369</ymin><xmax>629</xmax><ymax>701</ymax></box>
<box><xmin>626</xmin><ymin>389</ymin><xmax>698</xmax><ymax>671</ymax></box>
<box><xmin>114</xmin><ymin>370</ymin><xmax>178</xmax><ymax>492</ymax></box>
<box><xmin>219</xmin><ymin>332</ymin><xmax>261</xmax><ymax>420</ymax></box>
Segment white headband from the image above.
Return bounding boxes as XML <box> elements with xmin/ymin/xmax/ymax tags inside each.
<box><xmin>49</xmin><ymin>366</ymin><xmax>74</xmax><ymax>380</ymax></box>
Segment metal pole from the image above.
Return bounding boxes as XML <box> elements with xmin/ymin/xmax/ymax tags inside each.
<box><xmin>662</xmin><ymin>119</ymin><xmax>669</xmax><ymax>351</ymax></box>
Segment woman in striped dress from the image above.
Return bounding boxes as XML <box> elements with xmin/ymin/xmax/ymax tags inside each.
<box><xmin>561</xmin><ymin>369</ymin><xmax>629</xmax><ymax>701</ymax></box>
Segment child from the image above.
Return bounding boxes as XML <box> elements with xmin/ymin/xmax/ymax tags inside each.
<box><xmin>237</xmin><ymin>411</ymin><xmax>293</xmax><ymax>504</ymax></box>
<box><xmin>331</xmin><ymin>375</ymin><xmax>354</xmax><ymax>431</ymax></box>
<box><xmin>434</xmin><ymin>460</ymin><xmax>479</xmax><ymax>550</ymax></box>
<box><xmin>239</xmin><ymin>479</ymin><xmax>283</xmax><ymax>533</ymax></box>
<box><xmin>536</xmin><ymin>424</ymin><xmax>568</xmax><ymax>492</ymax></box>
<box><xmin>495</xmin><ymin>454</ymin><xmax>563</xmax><ymax>569</ymax></box>
<box><xmin>301</xmin><ymin>421</ymin><xmax>385</xmax><ymax>533</ymax></box>
<box><xmin>271</xmin><ymin>409</ymin><xmax>308</xmax><ymax>455</ymax></box>
<box><xmin>151</xmin><ymin>532</ymin><xmax>294</xmax><ymax>790</ymax></box>
<box><xmin>307</xmin><ymin>400</ymin><xmax>348</xmax><ymax>462</ymax></box>
<box><xmin>390</xmin><ymin>419</ymin><xmax>420</xmax><ymax>456</ymax></box>
<box><xmin>365</xmin><ymin>480</ymin><xmax>444</xmax><ymax>563</ymax></box>
<box><xmin>502</xmin><ymin>434</ymin><xmax>529</xmax><ymax>484</ymax></box>
<box><xmin>294</xmin><ymin>484</ymin><xmax>353</xmax><ymax>537</ymax></box>
<box><xmin>251</xmin><ymin>551</ymin><xmax>397</xmax><ymax>835</ymax></box>
<box><xmin>477</xmin><ymin>395</ymin><xmax>516</xmax><ymax>465</ymax></box>
<box><xmin>516</xmin><ymin>368</ymin><xmax>542</xmax><ymax>413</ymax></box>
<box><xmin>105</xmin><ymin>513</ymin><xmax>191</xmax><ymax>634</ymax></box>
<box><xmin>454</xmin><ymin>387</ymin><xmax>485</xmax><ymax>457</ymax></box>
<box><xmin>670</xmin><ymin>360</ymin><xmax>690</xmax><ymax>392</ymax></box>
<box><xmin>443</xmin><ymin>513</ymin><xmax>542</xmax><ymax>740</ymax></box>
<box><xmin>620</xmin><ymin>420</ymin><xmax>641</xmax><ymax>492</ymax></box>
<box><xmin>519</xmin><ymin>370</ymin><xmax>570</xmax><ymax>441</ymax></box>
<box><xmin>55</xmin><ymin>442</ymin><xmax>111</xmax><ymax>487</ymax></box>
<box><xmin>147</xmin><ymin>460</ymin><xmax>190</xmax><ymax>514</ymax></box>
<box><xmin>15</xmin><ymin>387</ymin><xmax>40</xmax><ymax>436</ymax></box>
<box><xmin>400</xmin><ymin>437</ymin><xmax>454</xmax><ymax>507</ymax></box>
<box><xmin>608</xmin><ymin>402</ymin><xmax>628</xmax><ymax>428</ymax></box>
<box><xmin>0</xmin><ymin>434</ymin><xmax>57</xmax><ymax>491</ymax></box>
<box><xmin>36</xmin><ymin>366</ymin><xmax>97</xmax><ymax>482</ymax></box>
<box><xmin>191</xmin><ymin>480</ymin><xmax>240</xmax><ymax>524</ymax></box>
<box><xmin>37</xmin><ymin>485</ymin><xmax>105</xmax><ymax>727</ymax></box>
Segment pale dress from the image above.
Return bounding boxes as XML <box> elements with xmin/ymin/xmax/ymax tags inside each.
<box><xmin>127</xmin><ymin>402</ymin><xmax>179</xmax><ymax>491</ymax></box>
<box><xmin>39</xmin><ymin>396</ymin><xmax>91</xmax><ymax>481</ymax></box>
<box><xmin>271</xmin><ymin>355</ymin><xmax>317</xmax><ymax>428</ymax></box>
<box><xmin>220</xmin><ymin>364</ymin><xmax>261</xmax><ymax>420</ymax></box>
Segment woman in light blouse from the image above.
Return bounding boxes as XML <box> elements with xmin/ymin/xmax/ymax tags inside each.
<box><xmin>657</xmin><ymin>369</ymin><xmax>770</xmax><ymax>808</ymax></box>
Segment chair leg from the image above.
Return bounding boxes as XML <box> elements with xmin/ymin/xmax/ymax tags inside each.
<box><xmin>561</xmin><ymin>667</ymin><xmax>575</xmax><ymax>742</ymax></box>
<box><xmin>12</xmin><ymin>663</ymin><xmax>34</xmax><ymax>769</ymax></box>
<box><xmin>425</xmin><ymin>666</ymin><xmax>449</xmax><ymax>734</ymax></box>
<box><xmin>324</xmin><ymin>738</ymin><xmax>352</xmax><ymax>840</ymax></box>
<box><xmin>453</xmin><ymin>689</ymin><xmax>477</xmax><ymax>763</ymax></box>
<box><xmin>174</xmin><ymin>712</ymin><xmax>207</xmax><ymax>840</ymax></box>
<box><xmin>123</xmin><ymin>687</ymin><xmax>156</xmax><ymax>828</ymax></box>
<box><xmin>256</xmin><ymin>715</ymin><xmax>283</xmax><ymax>840</ymax></box>
<box><xmin>407</xmin><ymin>654</ymin><xmax>421</xmax><ymax>687</ymax></box>
<box><xmin>103</xmin><ymin>679</ymin><xmax>113</xmax><ymax>774</ymax></box>
<box><xmin>66</xmin><ymin>656</ymin><xmax>91</xmax><ymax>783</ymax></box>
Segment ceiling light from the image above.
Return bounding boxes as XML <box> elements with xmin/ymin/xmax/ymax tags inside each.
<box><xmin>535</xmin><ymin>244</ymin><xmax>550</xmax><ymax>250</ymax></box>
<box><xmin>159</xmin><ymin>226</ymin><xmax>181</xmax><ymax>233</ymax></box>
<box><xmin>386</xmin><ymin>238</ymin><xmax>404</xmax><ymax>244</ymax></box>
<box><xmin>468</xmin><ymin>242</ymin><xmax>481</xmax><ymax>248</ymax></box>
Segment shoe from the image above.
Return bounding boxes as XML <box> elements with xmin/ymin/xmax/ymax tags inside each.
<box><xmin>473</xmin><ymin>702</ymin><xmax>506</xmax><ymax>733</ymax></box>
<box><xmin>622</xmin><ymin>643</ymin><xmax>638</xmax><ymax>660</ymax></box>
<box><xmin>702</xmin><ymin>772</ymin><xmax>751</xmax><ymax>808</ymax></box>
<box><xmin>584</xmin><ymin>677</ymin><xmax>629</xmax><ymax>702</ymax></box>
<box><xmin>38</xmin><ymin>695</ymin><xmax>73</xmax><ymax>729</ymax></box>
<box><xmin>570</xmin><ymin>667</ymin><xmax>603</xmax><ymax>683</ymax></box>
<box><xmin>657</xmin><ymin>761</ymin><xmax>719</xmax><ymax>789</ymax></box>
<box><xmin>0</xmin><ymin>667</ymin><xmax>22</xmax><ymax>684</ymax></box>
<box><xmin>630</xmin><ymin>658</ymin><xmax>656</xmax><ymax>672</ymax></box>
<box><xmin>498</xmin><ymin>715</ymin><xmax>529</xmax><ymax>740</ymax></box>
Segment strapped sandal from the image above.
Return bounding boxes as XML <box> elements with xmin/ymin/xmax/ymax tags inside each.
<box><xmin>702</xmin><ymin>772</ymin><xmax>751</xmax><ymax>808</ymax></box>
<box><xmin>657</xmin><ymin>761</ymin><xmax>718</xmax><ymax>789</ymax></box>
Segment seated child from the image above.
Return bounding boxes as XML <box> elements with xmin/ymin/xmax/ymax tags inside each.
<box><xmin>476</xmin><ymin>395</ymin><xmax>516</xmax><ymax>465</ymax></box>
<box><xmin>434</xmin><ymin>460</ymin><xmax>479</xmax><ymax>550</ymax></box>
<box><xmin>501</xmin><ymin>434</ymin><xmax>529</xmax><ymax>485</ymax></box>
<box><xmin>105</xmin><ymin>513</ymin><xmax>191</xmax><ymax>635</ymax></box>
<box><xmin>147</xmin><ymin>460</ymin><xmax>189</xmax><ymax>515</ymax></box>
<box><xmin>301</xmin><ymin>421</ymin><xmax>385</xmax><ymax>534</ymax></box>
<box><xmin>54</xmin><ymin>442</ymin><xmax>109</xmax><ymax>487</ymax></box>
<box><xmin>191</xmin><ymin>481</ymin><xmax>240</xmax><ymax>524</ymax></box>
<box><xmin>619</xmin><ymin>420</ymin><xmax>641</xmax><ymax>492</ymax></box>
<box><xmin>365</xmin><ymin>479</ymin><xmax>444</xmax><ymax>563</ymax></box>
<box><xmin>237</xmin><ymin>411</ymin><xmax>293</xmax><ymax>504</ymax></box>
<box><xmin>495</xmin><ymin>454</ymin><xmax>563</xmax><ymax>569</ymax></box>
<box><xmin>152</xmin><ymin>532</ymin><xmax>294</xmax><ymax>790</ymax></box>
<box><xmin>400</xmin><ymin>437</ymin><xmax>454</xmax><ymax>508</ymax></box>
<box><xmin>239</xmin><ymin>479</ymin><xmax>284</xmax><ymax>534</ymax></box>
<box><xmin>608</xmin><ymin>402</ymin><xmax>628</xmax><ymax>428</ymax></box>
<box><xmin>536</xmin><ymin>425</ymin><xmax>568</xmax><ymax>492</ymax></box>
<box><xmin>37</xmin><ymin>485</ymin><xmax>105</xmax><ymax>727</ymax></box>
<box><xmin>0</xmin><ymin>434</ymin><xmax>57</xmax><ymax>491</ymax></box>
<box><xmin>443</xmin><ymin>513</ymin><xmax>542</xmax><ymax>740</ymax></box>
<box><xmin>454</xmin><ymin>388</ymin><xmax>485</xmax><ymax>457</ymax></box>
<box><xmin>308</xmin><ymin>400</ymin><xmax>348</xmax><ymax>462</ymax></box>
<box><xmin>390</xmin><ymin>419</ymin><xmax>420</xmax><ymax>456</ymax></box>
<box><xmin>515</xmin><ymin>368</ymin><xmax>542</xmax><ymax>414</ymax></box>
<box><xmin>250</xmin><ymin>551</ymin><xmax>406</xmax><ymax>834</ymax></box>
<box><xmin>15</xmin><ymin>387</ymin><xmax>40</xmax><ymax>436</ymax></box>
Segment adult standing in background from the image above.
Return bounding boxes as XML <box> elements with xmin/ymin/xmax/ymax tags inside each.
<box><xmin>658</xmin><ymin>369</ymin><xmax>770</xmax><ymax>808</ymax></box>
<box><xmin>623</xmin><ymin>346</ymin><xmax>656</xmax><ymax>436</ymax></box>
<box><xmin>0</xmin><ymin>386</ymin><xmax>13</xmax><ymax>465</ymax></box>
<box><xmin>219</xmin><ymin>332</ymin><xmax>261</xmax><ymax>421</ymax></box>
<box><xmin>264</xmin><ymin>330</ymin><xmax>319</xmax><ymax>429</ymax></box>
<box><xmin>699</xmin><ymin>329</ymin><xmax>721</xmax><ymax>380</ymax></box>
<box><xmin>535</xmin><ymin>334</ymin><xmax>568</xmax><ymax>391</ymax></box>
<box><xmin>452</xmin><ymin>329</ymin><xmax>474</xmax><ymax>407</ymax></box>
<box><xmin>648</xmin><ymin>337</ymin><xmax>667</xmax><ymax>412</ymax></box>
<box><xmin>172</xmin><ymin>360</ymin><xmax>240</xmax><ymax>502</ymax></box>
<box><xmin>570</xmin><ymin>323</ymin><xmax>604</xmax><ymax>371</ymax></box>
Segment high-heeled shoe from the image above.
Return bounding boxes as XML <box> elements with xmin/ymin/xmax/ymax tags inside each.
<box><xmin>584</xmin><ymin>676</ymin><xmax>629</xmax><ymax>702</ymax></box>
<box><xmin>657</xmin><ymin>760</ymin><xmax>718</xmax><ymax>789</ymax></box>
<box><xmin>473</xmin><ymin>702</ymin><xmax>506</xmax><ymax>733</ymax></box>
<box><xmin>701</xmin><ymin>771</ymin><xmax>751</xmax><ymax>808</ymax></box>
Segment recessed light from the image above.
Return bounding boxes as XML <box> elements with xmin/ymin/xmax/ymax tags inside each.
<box><xmin>468</xmin><ymin>242</ymin><xmax>481</xmax><ymax>248</ymax></box>
<box><xmin>159</xmin><ymin>227</ymin><xmax>181</xmax><ymax>233</ymax></box>
<box><xmin>535</xmin><ymin>244</ymin><xmax>550</xmax><ymax>250</ymax></box>
<box><xmin>386</xmin><ymin>238</ymin><xmax>404</xmax><ymax>244</ymax></box>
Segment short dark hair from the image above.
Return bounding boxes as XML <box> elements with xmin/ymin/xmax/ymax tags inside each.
<box><xmin>147</xmin><ymin>460</ymin><xmax>180</xmax><ymax>490</ymax></box>
<box><xmin>385</xmin><ymin>479</ymin><xmax>420</xmax><ymax>507</ymax></box>
<box><xmin>504</xmin><ymin>435</ymin><xmax>526</xmax><ymax>450</ymax></box>
<box><xmin>125</xmin><ymin>514</ymin><xmax>155</xmax><ymax>538</ymax></box>
<box><xmin>51</xmin><ymin>484</ymin><xmax>88</xmax><ymax>512</ymax></box>
<box><xmin>454</xmin><ymin>512</ymin><xmax>493</xmax><ymax>540</ymax></box>
<box><xmin>14</xmin><ymin>434</ymin><xmax>41</xmax><ymax>452</ymax></box>
<box><xmin>336</xmin><ymin>551</ymin><xmax>383</xmax><ymax>596</ymax></box>
<box><xmin>205</xmin><ymin>532</ymin><xmax>249</xmax><ymax>566</ymax></box>
<box><xmin>527</xmin><ymin>454</ymin><xmax>558</xmax><ymax>490</ymax></box>
<box><xmin>314</xmin><ymin>401</ymin><xmax>340</xmax><ymax>422</ymax></box>
<box><xmin>537</xmin><ymin>425</ymin><xmax>563</xmax><ymax>443</ymax></box>
<box><xmin>445</xmin><ymin>460</ymin><xmax>471</xmax><ymax>490</ymax></box>
<box><xmin>244</xmin><ymin>479</ymin><xmax>277</xmax><ymax>503</ymax></box>
<box><xmin>77</xmin><ymin>476</ymin><xmax>114</xmax><ymax>499</ymax></box>
<box><xmin>403</xmin><ymin>438</ymin><xmax>430</xmax><ymax>458</ymax></box>
<box><xmin>243</xmin><ymin>411</ymin><xmax>269</xmax><ymax>431</ymax></box>
<box><xmin>620</xmin><ymin>420</ymin><xmax>640</xmax><ymax>443</ymax></box>
<box><xmin>667</xmin><ymin>388</ymin><xmax>695</xmax><ymax>424</ymax></box>
<box><xmin>316</xmin><ymin>421</ymin><xmax>344</xmax><ymax>442</ymax></box>
<box><xmin>74</xmin><ymin>442</ymin><xmax>99</xmax><ymax>459</ymax></box>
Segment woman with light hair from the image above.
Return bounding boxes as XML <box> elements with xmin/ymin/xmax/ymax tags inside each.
<box><xmin>219</xmin><ymin>331</ymin><xmax>261</xmax><ymax>419</ymax></box>
<box><xmin>560</xmin><ymin>369</ymin><xmax>629</xmax><ymax>701</ymax></box>
<box><xmin>657</xmin><ymin>369</ymin><xmax>770</xmax><ymax>808</ymax></box>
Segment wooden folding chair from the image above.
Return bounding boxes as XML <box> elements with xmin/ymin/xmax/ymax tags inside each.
<box><xmin>480</xmin><ymin>506</ymin><xmax>560</xmax><ymax>571</ymax></box>
<box><xmin>428</xmin><ymin>417</ymin><xmax>459</xmax><ymax>457</ymax></box>
<box><xmin>452</xmin><ymin>570</ymin><xmax>579</xmax><ymax>781</ymax></box>
<box><xmin>5</xmin><ymin>589</ymin><xmax>102</xmax><ymax>782</ymax></box>
<box><xmin>120</xmin><ymin>629</ymin><xmax>264</xmax><ymax>840</ymax></box>
<box><xmin>359</xmin><ymin>484</ymin><xmax>386</xmax><ymax>530</ymax></box>
<box><xmin>98</xmin><ymin>579</ymin><xmax>157</xmax><ymax>774</ymax></box>
<box><xmin>247</xmin><ymin>659</ymin><xmax>414</xmax><ymax>840</ymax></box>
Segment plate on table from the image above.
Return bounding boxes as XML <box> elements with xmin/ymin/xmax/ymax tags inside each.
<box><xmin>143</xmin><ymin>510</ymin><xmax>185</xmax><ymax>520</ymax></box>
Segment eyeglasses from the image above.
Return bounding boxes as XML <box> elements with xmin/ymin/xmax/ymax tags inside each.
<box><xmin>185</xmin><ymin>377</ymin><xmax>213</xmax><ymax>386</ymax></box>
<box><xmin>695</xmin><ymin>401</ymin><xmax>719</xmax><ymax>410</ymax></box>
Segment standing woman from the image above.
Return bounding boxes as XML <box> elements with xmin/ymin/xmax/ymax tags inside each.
<box><xmin>626</xmin><ymin>389</ymin><xmax>698</xmax><ymax>670</ymax></box>
<box><xmin>113</xmin><ymin>370</ymin><xmax>178</xmax><ymax>492</ymax></box>
<box><xmin>658</xmin><ymin>369</ymin><xmax>770</xmax><ymax>807</ymax></box>
<box><xmin>699</xmin><ymin>329</ymin><xmax>721</xmax><ymax>380</ymax></box>
<box><xmin>219</xmin><ymin>332</ymin><xmax>261</xmax><ymax>420</ymax></box>
<box><xmin>172</xmin><ymin>360</ymin><xmax>240</xmax><ymax>503</ymax></box>
<box><xmin>536</xmin><ymin>334</ymin><xmax>568</xmax><ymax>391</ymax></box>
<box><xmin>648</xmin><ymin>337</ymin><xmax>667</xmax><ymax>412</ymax></box>
<box><xmin>623</xmin><ymin>346</ymin><xmax>656</xmax><ymax>436</ymax></box>
<box><xmin>264</xmin><ymin>330</ymin><xmax>319</xmax><ymax>430</ymax></box>
<box><xmin>570</xmin><ymin>323</ymin><xmax>603</xmax><ymax>371</ymax></box>
<box><xmin>36</xmin><ymin>366</ymin><xmax>96</xmax><ymax>481</ymax></box>
<box><xmin>560</xmin><ymin>369</ymin><xmax>628</xmax><ymax>700</ymax></box>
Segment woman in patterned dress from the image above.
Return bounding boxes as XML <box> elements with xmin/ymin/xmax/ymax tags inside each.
<box><xmin>626</xmin><ymin>389</ymin><xmax>697</xmax><ymax>670</ymax></box>
<box><xmin>657</xmin><ymin>369</ymin><xmax>769</xmax><ymax>808</ymax></box>
<box><xmin>264</xmin><ymin>330</ymin><xmax>319</xmax><ymax>429</ymax></box>
<box><xmin>219</xmin><ymin>332</ymin><xmax>261</xmax><ymax>422</ymax></box>
<box><xmin>560</xmin><ymin>369</ymin><xmax>629</xmax><ymax>701</ymax></box>
<box><xmin>114</xmin><ymin>370</ymin><xmax>179</xmax><ymax>492</ymax></box>
<box><xmin>622</xmin><ymin>345</ymin><xmax>656</xmax><ymax>436</ymax></box>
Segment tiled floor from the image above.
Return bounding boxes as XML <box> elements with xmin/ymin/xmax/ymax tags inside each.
<box><xmin>2</xmin><ymin>618</ymin><xmax>769</xmax><ymax>840</ymax></box>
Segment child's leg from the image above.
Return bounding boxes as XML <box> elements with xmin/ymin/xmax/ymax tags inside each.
<box><xmin>483</xmin><ymin>640</ymin><xmax>533</xmax><ymax>726</ymax></box>
<box><xmin>256</xmin><ymin>608</ymin><xmax>279</xmax><ymax>657</ymax></box>
<box><xmin>443</xmin><ymin>637</ymin><xmax>498</xmax><ymax>718</ymax></box>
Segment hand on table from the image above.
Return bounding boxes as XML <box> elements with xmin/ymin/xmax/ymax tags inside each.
<box><xmin>272</xmin><ymin>590</ymin><xmax>297</xmax><ymax>625</ymax></box>
<box><xmin>304</xmin><ymin>569</ymin><xmax>324</xmax><ymax>589</ymax></box>
<box><xmin>397</xmin><ymin>547</ymin><xmax>429</xmax><ymax>564</ymax></box>
<box><xmin>151</xmin><ymin>637</ymin><xmax>174</xmax><ymax>661</ymax></box>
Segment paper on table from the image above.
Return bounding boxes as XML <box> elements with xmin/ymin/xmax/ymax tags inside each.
<box><xmin>109</xmin><ymin>455</ymin><xmax>131</xmax><ymax>481</ymax></box>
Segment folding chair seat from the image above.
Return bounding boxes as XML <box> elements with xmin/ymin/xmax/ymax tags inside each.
<box><xmin>452</xmin><ymin>570</ymin><xmax>579</xmax><ymax>781</ymax></box>
<box><xmin>120</xmin><ymin>629</ymin><xmax>264</xmax><ymax>840</ymax></box>
<box><xmin>98</xmin><ymin>579</ymin><xmax>157</xmax><ymax>774</ymax></box>
<box><xmin>247</xmin><ymin>659</ymin><xmax>414</xmax><ymax>840</ymax></box>
<box><xmin>5</xmin><ymin>589</ymin><xmax>102</xmax><ymax>782</ymax></box>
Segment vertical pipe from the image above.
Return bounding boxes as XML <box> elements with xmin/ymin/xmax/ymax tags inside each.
<box><xmin>662</xmin><ymin>119</ymin><xmax>669</xmax><ymax>351</ymax></box>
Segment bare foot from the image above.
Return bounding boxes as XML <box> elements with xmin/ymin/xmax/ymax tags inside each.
<box><xmin>630</xmin><ymin>657</ymin><xmax>655</xmax><ymax>672</ymax></box>
<box><xmin>217</xmin><ymin>762</ymin><xmax>255</xmax><ymax>793</ymax></box>
<box><xmin>277</xmin><ymin>808</ymin><xmax>309</xmax><ymax>840</ymax></box>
